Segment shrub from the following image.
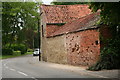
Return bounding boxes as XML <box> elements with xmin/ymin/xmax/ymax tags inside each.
<box><xmin>11</xmin><ymin>44</ymin><xmax>18</xmax><ymax>51</ymax></box>
<box><xmin>88</xmin><ymin>36</ymin><xmax>120</xmax><ymax>71</ymax></box>
<box><xmin>17</xmin><ymin>44</ymin><xmax>27</xmax><ymax>54</ymax></box>
<box><xmin>3</xmin><ymin>43</ymin><xmax>10</xmax><ymax>48</ymax></box>
<box><xmin>88</xmin><ymin>47</ymin><xmax>120</xmax><ymax>71</ymax></box>
<box><xmin>2</xmin><ymin>48</ymin><xmax>13</xmax><ymax>55</ymax></box>
<box><xmin>27</xmin><ymin>49</ymin><xmax>33</xmax><ymax>52</ymax></box>
<box><xmin>11</xmin><ymin>44</ymin><xmax>27</xmax><ymax>54</ymax></box>
<box><xmin>13</xmin><ymin>51</ymin><xmax>21</xmax><ymax>56</ymax></box>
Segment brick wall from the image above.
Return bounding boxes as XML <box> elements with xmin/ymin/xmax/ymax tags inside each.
<box><xmin>66</xmin><ymin>29</ymin><xmax>100</xmax><ymax>66</ymax></box>
<box><xmin>40</xmin><ymin>7</ymin><xmax>47</xmax><ymax>61</ymax></box>
<box><xmin>46</xmin><ymin>25</ymin><xmax>60</xmax><ymax>37</ymax></box>
<box><xmin>99</xmin><ymin>25</ymin><xmax>112</xmax><ymax>49</ymax></box>
<box><xmin>41</xmin><ymin>37</ymin><xmax>48</xmax><ymax>61</ymax></box>
<box><xmin>42</xmin><ymin>35</ymin><xmax>67</xmax><ymax>64</ymax></box>
<box><xmin>41</xmin><ymin>29</ymin><xmax>100</xmax><ymax>66</ymax></box>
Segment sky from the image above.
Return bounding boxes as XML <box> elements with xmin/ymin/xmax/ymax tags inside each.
<box><xmin>42</xmin><ymin>0</ymin><xmax>53</xmax><ymax>4</ymax></box>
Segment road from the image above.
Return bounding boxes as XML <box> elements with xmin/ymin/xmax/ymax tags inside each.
<box><xmin>1</xmin><ymin>55</ymin><xmax>119</xmax><ymax>79</ymax></box>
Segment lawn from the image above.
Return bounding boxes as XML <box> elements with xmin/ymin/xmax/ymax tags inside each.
<box><xmin>0</xmin><ymin>52</ymin><xmax>33</xmax><ymax>59</ymax></box>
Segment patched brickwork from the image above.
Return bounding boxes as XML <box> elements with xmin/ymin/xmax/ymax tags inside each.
<box><xmin>42</xmin><ymin>29</ymin><xmax>100</xmax><ymax>66</ymax></box>
<box><xmin>43</xmin><ymin>35</ymin><xmax>67</xmax><ymax>64</ymax></box>
<box><xmin>40</xmin><ymin>4</ymin><xmax>102</xmax><ymax>67</ymax></box>
<box><xmin>66</xmin><ymin>29</ymin><xmax>100</xmax><ymax>66</ymax></box>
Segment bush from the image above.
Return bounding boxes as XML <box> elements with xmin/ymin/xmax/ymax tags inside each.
<box><xmin>3</xmin><ymin>43</ymin><xmax>10</xmax><ymax>48</ymax></box>
<box><xmin>13</xmin><ymin>51</ymin><xmax>21</xmax><ymax>56</ymax></box>
<box><xmin>27</xmin><ymin>49</ymin><xmax>33</xmax><ymax>52</ymax></box>
<box><xmin>11</xmin><ymin>44</ymin><xmax>27</xmax><ymax>54</ymax></box>
<box><xmin>18</xmin><ymin>44</ymin><xmax>27</xmax><ymax>54</ymax></box>
<box><xmin>2</xmin><ymin>48</ymin><xmax>13</xmax><ymax>55</ymax></box>
<box><xmin>10</xmin><ymin>44</ymin><xmax>18</xmax><ymax>51</ymax></box>
<box><xmin>88</xmin><ymin>37</ymin><xmax>120</xmax><ymax>71</ymax></box>
<box><xmin>88</xmin><ymin>47</ymin><xmax>120</xmax><ymax>71</ymax></box>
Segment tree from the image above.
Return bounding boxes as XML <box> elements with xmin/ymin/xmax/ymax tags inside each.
<box><xmin>89</xmin><ymin>2</ymin><xmax>120</xmax><ymax>26</ymax></box>
<box><xmin>2</xmin><ymin>2</ymin><xmax>39</xmax><ymax>48</ymax></box>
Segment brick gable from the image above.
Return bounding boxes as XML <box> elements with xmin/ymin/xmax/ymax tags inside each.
<box><xmin>40</xmin><ymin>4</ymin><xmax>92</xmax><ymax>23</ymax></box>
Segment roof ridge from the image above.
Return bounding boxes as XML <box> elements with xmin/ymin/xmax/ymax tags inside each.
<box><xmin>59</xmin><ymin>12</ymin><xmax>100</xmax><ymax>29</ymax></box>
<box><xmin>70</xmin><ymin>12</ymin><xmax>100</xmax><ymax>22</ymax></box>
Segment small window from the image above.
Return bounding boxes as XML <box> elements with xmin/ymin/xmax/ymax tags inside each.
<box><xmin>95</xmin><ymin>40</ymin><xmax>99</xmax><ymax>45</ymax></box>
<box><xmin>42</xmin><ymin>25</ymin><xmax>44</xmax><ymax>37</ymax></box>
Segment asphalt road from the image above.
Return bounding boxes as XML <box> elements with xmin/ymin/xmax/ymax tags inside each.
<box><xmin>1</xmin><ymin>55</ymin><xmax>119</xmax><ymax>79</ymax></box>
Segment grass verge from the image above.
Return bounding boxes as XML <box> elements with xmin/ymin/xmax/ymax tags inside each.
<box><xmin>0</xmin><ymin>52</ymin><xmax>33</xmax><ymax>59</ymax></box>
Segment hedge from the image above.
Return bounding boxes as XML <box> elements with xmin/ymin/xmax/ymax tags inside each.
<box><xmin>2</xmin><ymin>48</ymin><xmax>13</xmax><ymax>55</ymax></box>
<box><xmin>13</xmin><ymin>51</ymin><xmax>21</xmax><ymax>56</ymax></box>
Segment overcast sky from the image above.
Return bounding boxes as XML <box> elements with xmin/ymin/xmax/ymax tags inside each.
<box><xmin>42</xmin><ymin>0</ymin><xmax>53</xmax><ymax>4</ymax></box>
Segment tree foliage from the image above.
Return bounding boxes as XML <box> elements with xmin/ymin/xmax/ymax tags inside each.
<box><xmin>88</xmin><ymin>2</ymin><xmax>120</xmax><ymax>70</ymax></box>
<box><xmin>2</xmin><ymin>2</ymin><xmax>39</xmax><ymax>49</ymax></box>
<box><xmin>89</xmin><ymin>2</ymin><xmax>120</xmax><ymax>26</ymax></box>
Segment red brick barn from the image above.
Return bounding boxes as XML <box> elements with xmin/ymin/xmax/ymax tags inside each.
<box><xmin>39</xmin><ymin>4</ymin><xmax>108</xmax><ymax>67</ymax></box>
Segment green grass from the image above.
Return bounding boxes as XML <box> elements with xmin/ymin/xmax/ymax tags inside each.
<box><xmin>0</xmin><ymin>52</ymin><xmax>33</xmax><ymax>59</ymax></box>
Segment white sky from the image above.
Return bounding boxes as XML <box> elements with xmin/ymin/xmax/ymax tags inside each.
<box><xmin>42</xmin><ymin>0</ymin><xmax>53</xmax><ymax>4</ymax></box>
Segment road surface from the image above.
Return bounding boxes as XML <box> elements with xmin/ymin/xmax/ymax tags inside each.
<box><xmin>1</xmin><ymin>55</ymin><xmax>119</xmax><ymax>79</ymax></box>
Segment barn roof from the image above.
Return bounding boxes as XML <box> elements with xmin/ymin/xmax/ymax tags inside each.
<box><xmin>40</xmin><ymin>4</ymin><xmax>92</xmax><ymax>23</ymax></box>
<box><xmin>47</xmin><ymin>12</ymin><xmax>100</xmax><ymax>37</ymax></box>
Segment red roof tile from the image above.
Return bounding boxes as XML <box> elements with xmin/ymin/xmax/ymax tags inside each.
<box><xmin>47</xmin><ymin>12</ymin><xmax>100</xmax><ymax>37</ymax></box>
<box><xmin>40</xmin><ymin>4</ymin><xmax>92</xmax><ymax>23</ymax></box>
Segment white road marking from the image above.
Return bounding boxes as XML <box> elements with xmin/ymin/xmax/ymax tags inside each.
<box><xmin>31</xmin><ymin>77</ymin><xmax>38</xmax><ymax>80</ymax></box>
<box><xmin>10</xmin><ymin>68</ymin><xmax>16</xmax><ymax>71</ymax></box>
<box><xmin>3</xmin><ymin>63</ymin><xmax>7</xmax><ymax>66</ymax></box>
<box><xmin>3</xmin><ymin>60</ymin><xmax>37</xmax><ymax>78</ymax></box>
<box><xmin>17</xmin><ymin>71</ymin><xmax>28</xmax><ymax>76</ymax></box>
<box><xmin>5</xmin><ymin>66</ymin><xmax>8</xmax><ymax>69</ymax></box>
